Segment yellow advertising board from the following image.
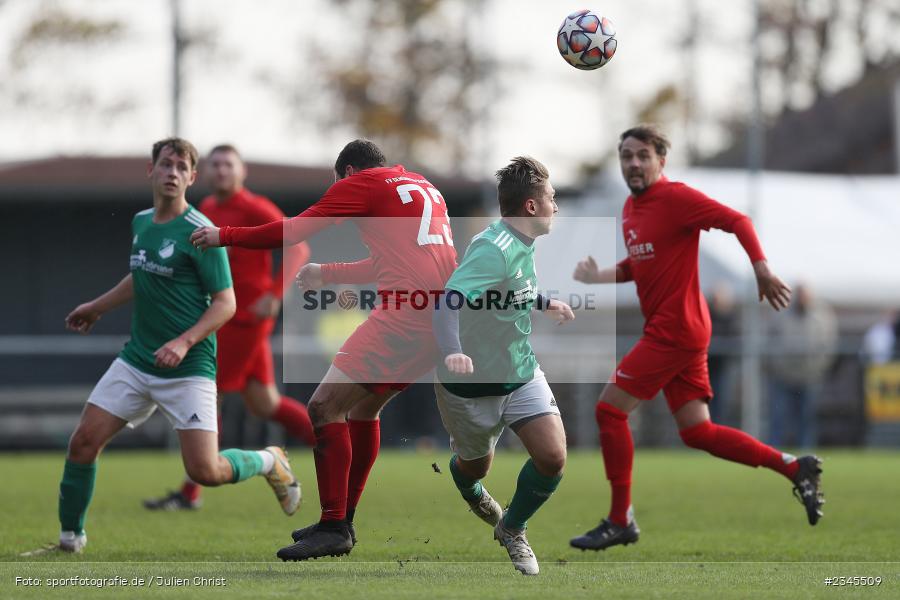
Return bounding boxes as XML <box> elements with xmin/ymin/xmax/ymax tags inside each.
<box><xmin>865</xmin><ymin>362</ymin><xmax>900</xmax><ymax>422</ymax></box>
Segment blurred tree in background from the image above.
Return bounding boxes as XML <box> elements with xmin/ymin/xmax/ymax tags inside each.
<box><xmin>291</xmin><ymin>0</ymin><xmax>494</xmax><ymax>172</ymax></box>
<box><xmin>626</xmin><ymin>0</ymin><xmax>900</xmax><ymax>172</ymax></box>
<box><xmin>757</xmin><ymin>0</ymin><xmax>900</xmax><ymax>113</ymax></box>
<box><xmin>1</xmin><ymin>2</ymin><xmax>131</xmax><ymax>121</ymax></box>
<box><xmin>0</xmin><ymin>0</ymin><xmax>226</xmax><ymax>146</ymax></box>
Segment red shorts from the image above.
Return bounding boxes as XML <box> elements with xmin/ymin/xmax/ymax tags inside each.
<box><xmin>613</xmin><ymin>337</ymin><xmax>713</xmax><ymax>413</ymax></box>
<box><xmin>216</xmin><ymin>320</ymin><xmax>276</xmax><ymax>393</ymax></box>
<box><xmin>333</xmin><ymin>318</ymin><xmax>438</xmax><ymax>395</ymax></box>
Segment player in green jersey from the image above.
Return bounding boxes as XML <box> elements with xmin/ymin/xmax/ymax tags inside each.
<box><xmin>432</xmin><ymin>156</ymin><xmax>574</xmax><ymax>575</ymax></box>
<box><xmin>56</xmin><ymin>138</ymin><xmax>299</xmax><ymax>553</ymax></box>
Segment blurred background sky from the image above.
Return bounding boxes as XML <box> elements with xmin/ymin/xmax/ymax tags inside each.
<box><xmin>2</xmin><ymin>0</ymin><xmax>897</xmax><ymax>184</ymax></box>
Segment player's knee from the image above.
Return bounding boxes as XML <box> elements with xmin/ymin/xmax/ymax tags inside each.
<box><xmin>67</xmin><ymin>427</ymin><xmax>103</xmax><ymax>463</ymax></box>
<box><xmin>308</xmin><ymin>396</ymin><xmax>343</xmax><ymax>427</ymax></box>
<box><xmin>307</xmin><ymin>399</ymin><xmax>327</xmax><ymax>427</ymax></box>
<box><xmin>533</xmin><ymin>450</ymin><xmax>566</xmax><ymax>477</ymax></box>
<box><xmin>596</xmin><ymin>401</ymin><xmax>628</xmax><ymax>427</ymax></box>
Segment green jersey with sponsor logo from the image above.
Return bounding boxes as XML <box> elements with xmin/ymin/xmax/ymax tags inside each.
<box><xmin>119</xmin><ymin>206</ymin><xmax>232</xmax><ymax>380</ymax></box>
<box><xmin>440</xmin><ymin>220</ymin><xmax>539</xmax><ymax>398</ymax></box>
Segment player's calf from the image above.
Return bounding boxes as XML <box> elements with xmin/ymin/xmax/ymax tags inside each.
<box><xmin>183</xmin><ymin>463</ymin><xmax>225</xmax><ymax>487</ymax></box>
<box><xmin>448</xmin><ymin>454</ymin><xmax>500</xmax><ymax>525</ymax></box>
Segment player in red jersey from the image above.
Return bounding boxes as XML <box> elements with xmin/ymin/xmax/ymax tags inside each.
<box><xmin>568</xmin><ymin>125</ymin><xmax>825</xmax><ymax>551</ymax></box>
<box><xmin>190</xmin><ymin>139</ymin><xmax>458</xmax><ymax>560</ymax></box>
<box><xmin>144</xmin><ymin>144</ymin><xmax>314</xmax><ymax>512</ymax></box>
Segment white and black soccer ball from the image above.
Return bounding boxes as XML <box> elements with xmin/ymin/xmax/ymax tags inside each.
<box><xmin>557</xmin><ymin>10</ymin><xmax>617</xmax><ymax>71</ymax></box>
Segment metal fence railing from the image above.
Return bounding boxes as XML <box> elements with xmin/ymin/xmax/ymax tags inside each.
<box><xmin>0</xmin><ymin>334</ymin><xmax>893</xmax><ymax>450</ymax></box>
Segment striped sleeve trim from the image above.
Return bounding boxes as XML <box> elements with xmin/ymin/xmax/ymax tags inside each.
<box><xmin>184</xmin><ymin>210</ymin><xmax>211</xmax><ymax>228</ymax></box>
<box><xmin>493</xmin><ymin>230</ymin><xmax>514</xmax><ymax>252</ymax></box>
<box><xmin>135</xmin><ymin>207</ymin><xmax>154</xmax><ymax>217</ymax></box>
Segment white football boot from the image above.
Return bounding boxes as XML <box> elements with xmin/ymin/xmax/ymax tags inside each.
<box><xmin>493</xmin><ymin>515</ymin><xmax>539</xmax><ymax>576</ymax></box>
<box><xmin>467</xmin><ymin>487</ymin><xmax>503</xmax><ymax>526</ymax></box>
<box><xmin>59</xmin><ymin>530</ymin><xmax>87</xmax><ymax>553</ymax></box>
<box><xmin>263</xmin><ymin>446</ymin><xmax>301</xmax><ymax>515</ymax></box>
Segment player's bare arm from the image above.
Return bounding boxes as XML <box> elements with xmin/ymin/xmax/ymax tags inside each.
<box><xmin>154</xmin><ymin>287</ymin><xmax>236</xmax><ymax>369</ymax></box>
<box><xmin>573</xmin><ymin>255</ymin><xmax>626</xmax><ymax>284</ymax></box>
<box><xmin>444</xmin><ymin>353</ymin><xmax>474</xmax><ymax>375</ymax></box>
<box><xmin>190</xmin><ymin>226</ymin><xmax>221</xmax><ymax>250</ymax></box>
<box><xmin>540</xmin><ymin>298</ymin><xmax>575</xmax><ymax>325</ymax></box>
<box><xmin>753</xmin><ymin>260</ymin><xmax>792</xmax><ymax>311</ymax></box>
<box><xmin>65</xmin><ymin>274</ymin><xmax>134</xmax><ymax>334</ymax></box>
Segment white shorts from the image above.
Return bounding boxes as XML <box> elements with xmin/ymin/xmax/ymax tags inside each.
<box><xmin>87</xmin><ymin>358</ymin><xmax>218</xmax><ymax>432</ymax></box>
<box><xmin>434</xmin><ymin>367</ymin><xmax>560</xmax><ymax>460</ymax></box>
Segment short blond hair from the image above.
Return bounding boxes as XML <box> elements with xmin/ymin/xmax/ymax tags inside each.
<box><xmin>495</xmin><ymin>156</ymin><xmax>550</xmax><ymax>217</ymax></box>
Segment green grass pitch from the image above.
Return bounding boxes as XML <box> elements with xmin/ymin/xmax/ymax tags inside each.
<box><xmin>1</xmin><ymin>449</ymin><xmax>898</xmax><ymax>599</ymax></box>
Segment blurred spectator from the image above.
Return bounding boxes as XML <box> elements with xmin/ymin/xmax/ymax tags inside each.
<box><xmin>768</xmin><ymin>283</ymin><xmax>838</xmax><ymax>448</ymax></box>
<box><xmin>859</xmin><ymin>311</ymin><xmax>898</xmax><ymax>365</ymax></box>
<box><xmin>708</xmin><ymin>282</ymin><xmax>739</xmax><ymax>424</ymax></box>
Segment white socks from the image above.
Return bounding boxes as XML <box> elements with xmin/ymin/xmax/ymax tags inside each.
<box><xmin>257</xmin><ymin>450</ymin><xmax>275</xmax><ymax>475</ymax></box>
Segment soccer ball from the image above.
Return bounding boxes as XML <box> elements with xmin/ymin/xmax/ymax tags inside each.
<box><xmin>557</xmin><ymin>10</ymin><xmax>617</xmax><ymax>70</ymax></box>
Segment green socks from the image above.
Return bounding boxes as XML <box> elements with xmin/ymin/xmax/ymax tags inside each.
<box><xmin>59</xmin><ymin>460</ymin><xmax>97</xmax><ymax>534</ymax></box>
<box><xmin>220</xmin><ymin>449</ymin><xmax>264</xmax><ymax>483</ymax></box>
<box><xmin>449</xmin><ymin>454</ymin><xmax>483</xmax><ymax>501</ymax></box>
<box><xmin>503</xmin><ymin>459</ymin><xmax>562</xmax><ymax>531</ymax></box>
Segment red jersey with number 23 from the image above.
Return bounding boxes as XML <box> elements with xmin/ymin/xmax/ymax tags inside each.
<box><xmin>222</xmin><ymin>165</ymin><xmax>458</xmax><ymax>335</ymax></box>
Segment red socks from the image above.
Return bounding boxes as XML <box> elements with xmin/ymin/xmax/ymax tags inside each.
<box><xmin>596</xmin><ymin>402</ymin><xmax>634</xmax><ymax>527</ymax></box>
<box><xmin>309</xmin><ymin>420</ymin><xmax>378</xmax><ymax>523</ymax></box>
<box><xmin>272</xmin><ymin>396</ymin><xmax>316</xmax><ymax>446</ymax></box>
<box><xmin>180</xmin><ymin>479</ymin><xmax>201</xmax><ymax>503</ymax></box>
<box><xmin>679</xmin><ymin>420</ymin><xmax>799</xmax><ymax>480</ymax></box>
<box><xmin>313</xmin><ymin>422</ymin><xmax>352</xmax><ymax>522</ymax></box>
<box><xmin>347</xmin><ymin>419</ymin><xmax>380</xmax><ymax>516</ymax></box>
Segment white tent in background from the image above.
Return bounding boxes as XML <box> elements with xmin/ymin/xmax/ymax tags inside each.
<box><xmin>571</xmin><ymin>168</ymin><xmax>900</xmax><ymax>309</ymax></box>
